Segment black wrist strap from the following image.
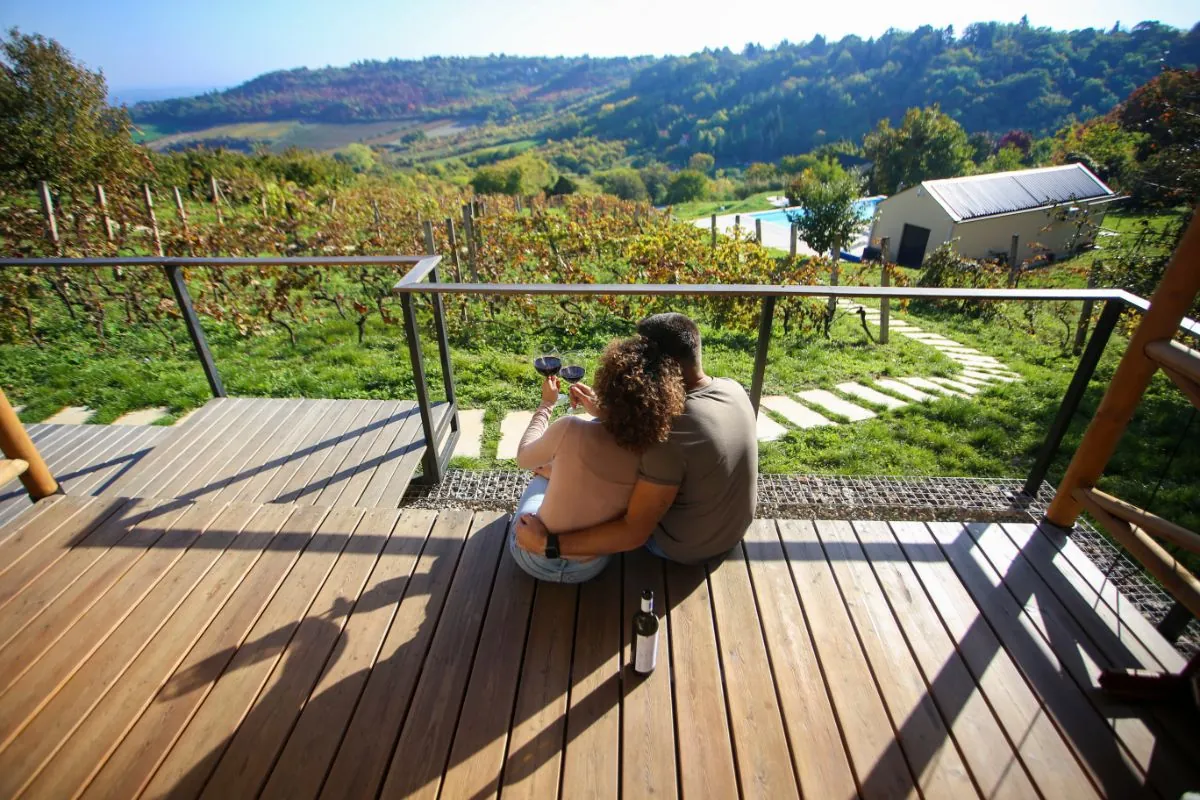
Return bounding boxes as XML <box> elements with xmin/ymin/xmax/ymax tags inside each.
<box><xmin>544</xmin><ymin>533</ymin><xmax>561</xmax><ymax>560</ymax></box>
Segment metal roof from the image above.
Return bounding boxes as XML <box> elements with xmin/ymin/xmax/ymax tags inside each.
<box><xmin>920</xmin><ymin>164</ymin><xmax>1115</xmax><ymax>222</ymax></box>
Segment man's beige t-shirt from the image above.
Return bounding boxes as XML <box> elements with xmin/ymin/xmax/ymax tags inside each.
<box><xmin>639</xmin><ymin>377</ymin><xmax>758</xmax><ymax>563</ymax></box>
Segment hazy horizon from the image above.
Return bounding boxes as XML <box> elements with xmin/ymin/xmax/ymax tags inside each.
<box><xmin>6</xmin><ymin>0</ymin><xmax>1196</xmax><ymax>95</ymax></box>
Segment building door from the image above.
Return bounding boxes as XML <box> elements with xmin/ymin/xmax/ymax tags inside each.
<box><xmin>897</xmin><ymin>224</ymin><xmax>932</xmax><ymax>267</ymax></box>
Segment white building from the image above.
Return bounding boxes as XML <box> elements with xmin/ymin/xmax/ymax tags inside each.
<box><xmin>869</xmin><ymin>164</ymin><xmax>1119</xmax><ymax>267</ymax></box>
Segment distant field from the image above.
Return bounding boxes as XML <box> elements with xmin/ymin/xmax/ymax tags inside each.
<box><xmin>672</xmin><ymin>191</ymin><xmax>782</xmax><ymax>220</ymax></box>
<box><xmin>141</xmin><ymin>118</ymin><xmax>457</xmax><ymax>153</ymax></box>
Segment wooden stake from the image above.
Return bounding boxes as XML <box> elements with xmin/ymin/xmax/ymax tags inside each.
<box><xmin>1047</xmin><ymin>212</ymin><xmax>1200</xmax><ymax>527</ymax></box>
<box><xmin>879</xmin><ymin>236</ymin><xmax>891</xmax><ymax>345</ymax></box>
<box><xmin>260</xmin><ymin>191</ymin><xmax>268</xmax><ymax>220</ymax></box>
<box><xmin>372</xmin><ymin>198</ymin><xmax>382</xmax><ymax>231</ymax></box>
<box><xmin>446</xmin><ymin>217</ymin><xmax>463</xmax><ymax>282</ymax></box>
<box><xmin>0</xmin><ymin>388</ymin><xmax>57</xmax><ymax>500</ymax></box>
<box><xmin>1007</xmin><ymin>234</ymin><xmax>1020</xmax><ymax>287</ymax></box>
<box><xmin>209</xmin><ymin>175</ymin><xmax>223</xmax><ymax>225</ymax></box>
<box><xmin>790</xmin><ymin>223</ymin><xmax>798</xmax><ymax>258</ymax></box>
<box><xmin>95</xmin><ymin>184</ymin><xmax>114</xmax><ymax>242</ymax></box>
<box><xmin>462</xmin><ymin>203</ymin><xmax>478</xmax><ymax>280</ymax></box>
<box><xmin>1073</xmin><ymin>262</ymin><xmax>1098</xmax><ymax>356</ymax></box>
<box><xmin>755</xmin><ymin>218</ymin><xmax>762</xmax><ymax>245</ymax></box>
<box><xmin>422</xmin><ymin>218</ymin><xmax>436</xmax><ymax>255</ymax></box>
<box><xmin>173</xmin><ymin>187</ymin><xmax>189</xmax><ymax>231</ymax></box>
<box><xmin>142</xmin><ymin>184</ymin><xmax>163</xmax><ymax>256</ymax></box>
<box><xmin>38</xmin><ymin>181</ymin><xmax>60</xmax><ymax>252</ymax></box>
<box><xmin>711</xmin><ymin>213</ymin><xmax>718</xmax><ymax>249</ymax></box>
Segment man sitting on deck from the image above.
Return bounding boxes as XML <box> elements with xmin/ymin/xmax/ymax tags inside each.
<box><xmin>513</xmin><ymin>312</ymin><xmax>758</xmax><ymax>579</ymax></box>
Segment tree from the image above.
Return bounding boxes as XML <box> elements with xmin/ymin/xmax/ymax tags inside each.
<box><xmin>688</xmin><ymin>152</ymin><xmax>715</xmax><ymax>173</ymax></box>
<box><xmin>638</xmin><ymin>163</ymin><xmax>672</xmax><ymax>204</ymax></box>
<box><xmin>665</xmin><ymin>170</ymin><xmax>709</xmax><ymax>203</ymax></box>
<box><xmin>744</xmin><ymin>162</ymin><xmax>778</xmax><ymax>190</ymax></box>
<box><xmin>595</xmin><ymin>168</ymin><xmax>649</xmax><ymax>201</ymax></box>
<box><xmin>0</xmin><ymin>28</ymin><xmax>145</xmax><ymax>191</ymax></box>
<box><xmin>333</xmin><ymin>143</ymin><xmax>376</xmax><ymax>173</ymax></box>
<box><xmin>470</xmin><ymin>154</ymin><xmax>554</xmax><ymax>196</ymax></box>
<box><xmin>548</xmin><ymin>174</ymin><xmax>578</xmax><ymax>195</ymax></box>
<box><xmin>980</xmin><ymin>145</ymin><xmax>1026</xmax><ymax>173</ymax></box>
<box><xmin>785</xmin><ymin>160</ymin><xmax>868</xmax><ymax>334</ymax></box>
<box><xmin>862</xmin><ymin>105</ymin><xmax>973</xmax><ymax>194</ymax></box>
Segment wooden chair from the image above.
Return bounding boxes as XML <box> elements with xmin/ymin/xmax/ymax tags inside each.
<box><xmin>1047</xmin><ymin>207</ymin><xmax>1200</xmax><ymax>703</ymax></box>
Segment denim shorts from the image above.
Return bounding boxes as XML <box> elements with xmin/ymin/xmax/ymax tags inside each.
<box><xmin>507</xmin><ymin>476</ymin><xmax>671</xmax><ymax>583</ymax></box>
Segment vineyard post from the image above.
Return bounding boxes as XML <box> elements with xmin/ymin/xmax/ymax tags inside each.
<box><xmin>711</xmin><ymin>214</ymin><xmax>717</xmax><ymax>249</ymax></box>
<box><xmin>371</xmin><ymin>199</ymin><xmax>382</xmax><ymax>233</ymax></box>
<box><xmin>755</xmin><ymin>218</ymin><xmax>762</xmax><ymax>245</ymax></box>
<box><xmin>1073</xmin><ymin>260</ymin><xmax>1099</xmax><ymax>356</ymax></box>
<box><xmin>879</xmin><ymin>236</ymin><xmax>891</xmax><ymax>345</ymax></box>
<box><xmin>142</xmin><ymin>184</ymin><xmax>164</xmax><ymax>256</ymax></box>
<box><xmin>734</xmin><ymin>214</ymin><xmax>741</xmax><ymax>236</ymax></box>
<box><xmin>827</xmin><ymin>246</ymin><xmax>840</xmax><ymax>322</ymax></box>
<box><xmin>789</xmin><ymin>223</ymin><xmax>798</xmax><ymax>257</ymax></box>
<box><xmin>445</xmin><ymin>218</ymin><xmax>463</xmax><ymax>281</ymax></box>
<box><xmin>1007</xmin><ymin>234</ymin><xmax>1020</xmax><ymax>287</ymax></box>
<box><xmin>462</xmin><ymin>203</ymin><xmax>478</xmax><ymax>280</ymax></box>
<box><xmin>516</xmin><ymin>195</ymin><xmax>523</xmax><ymax>213</ymax></box>
<box><xmin>209</xmin><ymin>175</ymin><xmax>223</xmax><ymax>226</ymax></box>
<box><xmin>95</xmin><ymin>184</ymin><xmax>114</xmax><ymax>242</ymax></box>
<box><xmin>260</xmin><ymin>192</ymin><xmax>268</xmax><ymax>220</ymax></box>
<box><xmin>38</xmin><ymin>181</ymin><xmax>60</xmax><ymax>253</ymax></box>
<box><xmin>173</xmin><ymin>187</ymin><xmax>189</xmax><ymax>233</ymax></box>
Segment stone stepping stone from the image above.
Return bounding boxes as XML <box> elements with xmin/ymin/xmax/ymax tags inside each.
<box><xmin>43</xmin><ymin>406</ymin><xmax>94</xmax><ymax>424</ymax></box>
<box><xmin>796</xmin><ymin>390</ymin><xmax>876</xmax><ymax>422</ymax></box>
<box><xmin>949</xmin><ymin>374</ymin><xmax>993</xmax><ymax>387</ymax></box>
<box><xmin>756</xmin><ymin>412</ymin><xmax>788</xmax><ymax>442</ymax></box>
<box><xmin>962</xmin><ymin>369</ymin><xmax>1019</xmax><ymax>383</ymax></box>
<box><xmin>927</xmin><ymin>377</ymin><xmax>979</xmax><ymax>395</ymax></box>
<box><xmin>943</xmin><ymin>353</ymin><xmax>1006</xmax><ymax>367</ymax></box>
<box><xmin>113</xmin><ymin>407</ymin><xmax>169</xmax><ymax>425</ymax></box>
<box><xmin>496</xmin><ymin>411</ymin><xmax>533</xmax><ymax>460</ymax></box>
<box><xmin>835</xmin><ymin>382</ymin><xmax>907</xmax><ymax>411</ymax></box>
<box><xmin>452</xmin><ymin>409</ymin><xmax>485</xmax><ymax>459</ymax></box>
<box><xmin>892</xmin><ymin>325</ymin><xmax>922</xmax><ymax>333</ymax></box>
<box><xmin>899</xmin><ymin>377</ymin><xmax>969</xmax><ymax>398</ymax></box>
<box><xmin>873</xmin><ymin>379</ymin><xmax>934</xmax><ymax>402</ymax></box>
<box><xmin>930</xmin><ymin>345</ymin><xmax>983</xmax><ymax>355</ymax></box>
<box><xmin>761</xmin><ymin>396</ymin><xmax>836</xmax><ymax>429</ymax></box>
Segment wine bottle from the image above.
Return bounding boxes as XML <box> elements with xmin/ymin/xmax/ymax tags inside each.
<box><xmin>632</xmin><ymin>589</ymin><xmax>658</xmax><ymax>674</ymax></box>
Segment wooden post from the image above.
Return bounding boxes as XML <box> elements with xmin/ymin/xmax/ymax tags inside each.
<box><xmin>38</xmin><ymin>181</ymin><xmax>60</xmax><ymax>251</ymax></box>
<box><xmin>209</xmin><ymin>175</ymin><xmax>223</xmax><ymax>226</ymax></box>
<box><xmin>711</xmin><ymin>214</ymin><xmax>718</xmax><ymax>249</ymax></box>
<box><xmin>734</xmin><ymin>214</ymin><xmax>741</xmax><ymax>236</ymax></box>
<box><xmin>879</xmin><ymin>236</ymin><xmax>891</xmax><ymax>345</ymax></box>
<box><xmin>260</xmin><ymin>191</ymin><xmax>268</xmax><ymax>220</ymax></box>
<box><xmin>0</xmin><ymin>388</ymin><xmax>58</xmax><ymax>500</ymax></box>
<box><xmin>173</xmin><ymin>187</ymin><xmax>189</xmax><ymax>231</ymax></box>
<box><xmin>1047</xmin><ymin>212</ymin><xmax>1200</xmax><ymax>527</ymax></box>
<box><xmin>142</xmin><ymin>184</ymin><xmax>163</xmax><ymax>256</ymax></box>
<box><xmin>1007</xmin><ymin>234</ymin><xmax>1020</xmax><ymax>287</ymax></box>
<box><xmin>790</xmin><ymin>223</ymin><xmax>798</xmax><ymax>257</ymax></box>
<box><xmin>828</xmin><ymin>251</ymin><xmax>840</xmax><ymax>319</ymax></box>
<box><xmin>95</xmin><ymin>184</ymin><xmax>114</xmax><ymax>242</ymax></box>
<box><xmin>422</xmin><ymin>218</ymin><xmax>436</xmax><ymax>255</ymax></box>
<box><xmin>516</xmin><ymin>195</ymin><xmax>523</xmax><ymax>214</ymax></box>
<box><xmin>1073</xmin><ymin>261</ymin><xmax>1099</xmax><ymax>356</ymax></box>
<box><xmin>371</xmin><ymin>199</ymin><xmax>382</xmax><ymax>232</ymax></box>
<box><xmin>445</xmin><ymin>217</ymin><xmax>463</xmax><ymax>282</ymax></box>
<box><xmin>462</xmin><ymin>203</ymin><xmax>479</xmax><ymax>280</ymax></box>
<box><xmin>755</xmin><ymin>218</ymin><xmax>763</xmax><ymax>245</ymax></box>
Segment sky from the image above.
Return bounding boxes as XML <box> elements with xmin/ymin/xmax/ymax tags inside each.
<box><xmin>4</xmin><ymin>0</ymin><xmax>1197</xmax><ymax>97</ymax></box>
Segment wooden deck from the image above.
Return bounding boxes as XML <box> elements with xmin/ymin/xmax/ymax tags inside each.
<box><xmin>0</xmin><ymin>495</ymin><xmax>1194</xmax><ymax>799</ymax></box>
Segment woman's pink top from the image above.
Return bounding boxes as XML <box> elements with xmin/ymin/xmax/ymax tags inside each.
<box><xmin>517</xmin><ymin>406</ymin><xmax>639</xmax><ymax>533</ymax></box>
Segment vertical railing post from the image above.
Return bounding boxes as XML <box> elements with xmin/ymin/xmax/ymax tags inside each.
<box><xmin>423</xmin><ymin>222</ymin><xmax>459</xmax><ymax>435</ymax></box>
<box><xmin>1023</xmin><ymin>299</ymin><xmax>1120</xmax><ymax>497</ymax></box>
<box><xmin>749</xmin><ymin>296</ymin><xmax>776</xmax><ymax>415</ymax></box>
<box><xmin>0</xmin><ymin>388</ymin><xmax>58</xmax><ymax>500</ymax></box>
<box><xmin>163</xmin><ymin>264</ymin><xmax>225</xmax><ymax>397</ymax></box>
<box><xmin>401</xmin><ymin>292</ymin><xmax>442</xmax><ymax>485</ymax></box>
<box><xmin>879</xmin><ymin>236</ymin><xmax>891</xmax><ymax>345</ymax></box>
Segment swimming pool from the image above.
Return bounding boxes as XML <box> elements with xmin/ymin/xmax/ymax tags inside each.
<box><xmin>751</xmin><ymin>196</ymin><xmax>883</xmax><ymax>226</ymax></box>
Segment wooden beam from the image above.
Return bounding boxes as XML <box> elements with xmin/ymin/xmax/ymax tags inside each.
<box><xmin>0</xmin><ymin>459</ymin><xmax>28</xmax><ymax>485</ymax></box>
<box><xmin>1047</xmin><ymin>210</ymin><xmax>1200</xmax><ymax>527</ymax></box>
<box><xmin>0</xmin><ymin>389</ymin><xmax>58</xmax><ymax>499</ymax></box>
<box><xmin>1146</xmin><ymin>338</ymin><xmax>1200</xmax><ymax>409</ymax></box>
<box><xmin>1076</xmin><ymin>487</ymin><xmax>1200</xmax><ymax>554</ymax></box>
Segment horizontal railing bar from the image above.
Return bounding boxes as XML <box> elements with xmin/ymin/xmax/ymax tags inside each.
<box><xmin>0</xmin><ymin>256</ymin><xmax>429</xmax><ymax>268</ymax></box>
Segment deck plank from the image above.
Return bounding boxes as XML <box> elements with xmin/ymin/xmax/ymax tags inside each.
<box><xmin>131</xmin><ymin>507</ymin><xmax>368</xmax><ymax>800</ymax></box>
<box><xmin>76</xmin><ymin>505</ymin><xmax>332</xmax><ymax>800</ymax></box>
<box><xmin>888</xmin><ymin>521</ymin><xmax>1102</xmax><ymax>800</ymax></box>
<box><xmin>0</xmin><ymin>501</ymin><xmax>267</xmax><ymax>797</ymax></box>
<box><xmin>20</xmin><ymin>503</ymin><xmax>308</xmax><ymax>800</ymax></box>
<box><xmin>316</xmin><ymin>402</ymin><xmax>417</xmax><ymax>507</ymax></box>
<box><xmin>708</xmin><ymin>543</ymin><xmax>800</xmax><ymax>799</ymax></box>
<box><xmin>275</xmin><ymin>400</ymin><xmax>381</xmax><ymax>506</ymax></box>
<box><xmin>742</xmin><ymin>520</ymin><xmax>858</xmax><ymax>799</ymax></box>
<box><xmin>68</xmin><ymin>426</ymin><xmax>169</xmax><ymax>497</ymax></box>
<box><xmin>439</xmin><ymin>522</ymin><xmax>537</xmax><ymax>800</ymax></box>
<box><xmin>251</xmin><ymin>400</ymin><xmax>366</xmax><ymax>505</ymax></box>
<box><xmin>316</xmin><ymin>509</ymin><xmax>474</xmax><ymax>800</ymax></box>
<box><xmin>560</xmin><ymin>560</ymin><xmax>622</xmax><ymax>800</ymax></box>
<box><xmin>0</xmin><ymin>494</ymin><xmax>67</xmax><ymax>548</ymax></box>
<box><xmin>258</xmin><ymin>508</ymin><xmax>432</xmax><ymax>800</ymax></box>
<box><xmin>189</xmin><ymin>400</ymin><xmax>310</xmax><ymax>504</ymax></box>
<box><xmin>662</xmin><ymin>559</ymin><xmax>738</xmax><ymax>800</ymax></box>
<box><xmin>620</xmin><ymin>550</ymin><xmax>676</xmax><ymax>799</ymax></box>
<box><xmin>224</xmin><ymin>400</ymin><xmax>334</xmax><ymax>504</ymax></box>
<box><xmin>165</xmin><ymin>400</ymin><xmax>297</xmax><ymax>500</ymax></box>
<box><xmin>815</xmin><ymin>519</ymin><xmax>979</xmax><ymax>800</ymax></box>
<box><xmin>851</xmin><ymin>521</ymin><xmax>1041</xmax><ymax>799</ymax></box>
<box><xmin>354</xmin><ymin>405</ymin><xmax>426</xmax><ymax>508</ymax></box>
<box><xmin>379</xmin><ymin>512</ymin><xmax>510</xmax><ymax>800</ymax></box>
<box><xmin>778</xmin><ymin>519</ymin><xmax>919</xmax><ymax>799</ymax></box>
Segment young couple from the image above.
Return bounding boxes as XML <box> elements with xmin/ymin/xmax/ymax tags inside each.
<box><xmin>509</xmin><ymin>312</ymin><xmax>758</xmax><ymax>582</ymax></box>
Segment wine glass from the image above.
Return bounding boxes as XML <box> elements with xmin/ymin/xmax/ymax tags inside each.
<box><xmin>560</xmin><ymin>354</ymin><xmax>586</xmax><ymax>412</ymax></box>
<box><xmin>532</xmin><ymin>344</ymin><xmax>565</xmax><ymax>405</ymax></box>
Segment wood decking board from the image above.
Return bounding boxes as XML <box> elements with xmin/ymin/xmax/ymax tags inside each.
<box><xmin>223</xmin><ymin>400</ymin><xmax>335</xmax><ymax>505</ymax></box>
<box><xmin>250</xmin><ymin>400</ymin><xmax>368</xmax><ymax>506</ymax></box>
<box><xmin>0</xmin><ymin>503</ymin><xmax>1192</xmax><ymax>800</ymax></box>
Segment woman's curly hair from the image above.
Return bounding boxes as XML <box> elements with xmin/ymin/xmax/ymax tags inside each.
<box><xmin>593</xmin><ymin>335</ymin><xmax>687</xmax><ymax>452</ymax></box>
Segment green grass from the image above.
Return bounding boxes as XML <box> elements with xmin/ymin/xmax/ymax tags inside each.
<box><xmin>671</xmin><ymin>191</ymin><xmax>780</xmax><ymax>221</ymax></box>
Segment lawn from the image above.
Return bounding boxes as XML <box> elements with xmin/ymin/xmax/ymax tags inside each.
<box><xmin>671</xmin><ymin>191</ymin><xmax>781</xmax><ymax>221</ymax></box>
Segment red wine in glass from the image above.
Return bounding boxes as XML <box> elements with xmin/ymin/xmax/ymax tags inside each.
<box><xmin>560</xmin><ymin>364</ymin><xmax>585</xmax><ymax>383</ymax></box>
<box><xmin>533</xmin><ymin>355</ymin><xmax>562</xmax><ymax>377</ymax></box>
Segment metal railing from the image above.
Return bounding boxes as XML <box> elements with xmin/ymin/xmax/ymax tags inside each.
<box><xmin>4</xmin><ymin>255</ymin><xmax>1198</xmax><ymax>493</ymax></box>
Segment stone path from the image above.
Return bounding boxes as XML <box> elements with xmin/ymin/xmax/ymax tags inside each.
<box><xmin>453</xmin><ymin>409</ymin><xmax>485</xmax><ymax>459</ymax></box>
<box><xmin>42</xmin><ymin>406</ymin><xmax>94</xmax><ymax>424</ymax></box>
<box><xmin>112</xmin><ymin>407</ymin><xmax>169</xmax><ymax>425</ymax></box>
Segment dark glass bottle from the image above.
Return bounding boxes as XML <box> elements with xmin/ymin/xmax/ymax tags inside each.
<box><xmin>632</xmin><ymin>589</ymin><xmax>659</xmax><ymax>674</ymax></box>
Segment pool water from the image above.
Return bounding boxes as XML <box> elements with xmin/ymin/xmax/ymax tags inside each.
<box><xmin>752</xmin><ymin>196</ymin><xmax>883</xmax><ymax>226</ymax></box>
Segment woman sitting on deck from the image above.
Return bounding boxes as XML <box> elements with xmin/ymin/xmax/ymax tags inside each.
<box><xmin>509</xmin><ymin>336</ymin><xmax>685</xmax><ymax>583</ymax></box>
